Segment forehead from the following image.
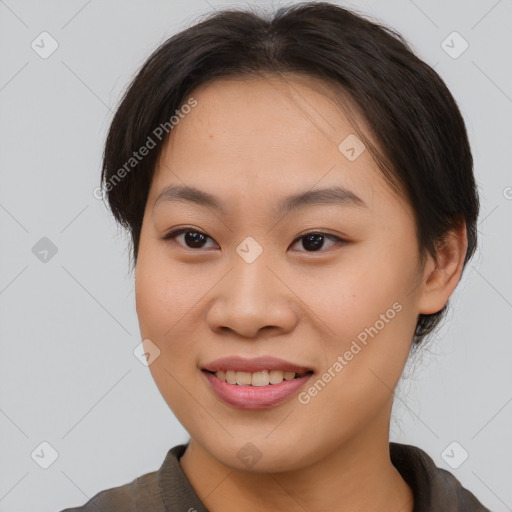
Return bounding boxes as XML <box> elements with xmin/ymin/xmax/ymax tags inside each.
<box><xmin>149</xmin><ymin>74</ymin><xmax>400</xmax><ymax>215</ymax></box>
<box><xmin>169</xmin><ymin>73</ymin><xmax>359</xmax><ymax>152</ymax></box>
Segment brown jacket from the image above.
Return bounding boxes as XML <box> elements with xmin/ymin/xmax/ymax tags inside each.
<box><xmin>59</xmin><ymin>442</ymin><xmax>492</xmax><ymax>511</ymax></box>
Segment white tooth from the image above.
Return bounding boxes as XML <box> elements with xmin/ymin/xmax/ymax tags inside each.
<box><xmin>225</xmin><ymin>370</ymin><xmax>237</xmax><ymax>384</ymax></box>
<box><xmin>236</xmin><ymin>371</ymin><xmax>252</xmax><ymax>386</ymax></box>
<box><xmin>268</xmin><ymin>370</ymin><xmax>285</xmax><ymax>384</ymax></box>
<box><xmin>220</xmin><ymin>369</ymin><xmax>299</xmax><ymax>386</ymax></box>
<box><xmin>251</xmin><ymin>370</ymin><xmax>270</xmax><ymax>386</ymax></box>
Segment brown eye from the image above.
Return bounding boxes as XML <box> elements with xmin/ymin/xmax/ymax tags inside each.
<box><xmin>290</xmin><ymin>232</ymin><xmax>344</xmax><ymax>252</ymax></box>
<box><xmin>163</xmin><ymin>228</ymin><xmax>219</xmax><ymax>249</ymax></box>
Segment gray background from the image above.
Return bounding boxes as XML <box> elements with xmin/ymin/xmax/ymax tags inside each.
<box><xmin>0</xmin><ymin>1</ymin><xmax>510</xmax><ymax>511</ymax></box>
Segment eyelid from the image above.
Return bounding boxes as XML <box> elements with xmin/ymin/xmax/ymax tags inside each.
<box><xmin>292</xmin><ymin>229</ymin><xmax>345</xmax><ymax>241</ymax></box>
<box><xmin>162</xmin><ymin>227</ymin><xmax>208</xmax><ymax>239</ymax></box>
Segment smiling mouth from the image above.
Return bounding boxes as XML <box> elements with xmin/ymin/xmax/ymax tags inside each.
<box><xmin>203</xmin><ymin>369</ymin><xmax>314</xmax><ymax>386</ymax></box>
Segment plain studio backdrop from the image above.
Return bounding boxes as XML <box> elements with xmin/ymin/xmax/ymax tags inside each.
<box><xmin>0</xmin><ymin>1</ymin><xmax>510</xmax><ymax>511</ymax></box>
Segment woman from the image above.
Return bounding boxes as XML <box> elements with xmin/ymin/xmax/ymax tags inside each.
<box><xmin>61</xmin><ymin>2</ymin><xmax>491</xmax><ymax>511</ymax></box>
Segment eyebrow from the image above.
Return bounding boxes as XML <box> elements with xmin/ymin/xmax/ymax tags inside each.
<box><xmin>153</xmin><ymin>184</ymin><xmax>366</xmax><ymax>214</ymax></box>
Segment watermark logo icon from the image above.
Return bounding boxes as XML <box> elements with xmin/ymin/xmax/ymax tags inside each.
<box><xmin>237</xmin><ymin>442</ymin><xmax>262</xmax><ymax>468</ymax></box>
<box><xmin>338</xmin><ymin>134</ymin><xmax>366</xmax><ymax>161</ymax></box>
<box><xmin>441</xmin><ymin>441</ymin><xmax>469</xmax><ymax>469</ymax></box>
<box><xmin>236</xmin><ymin>236</ymin><xmax>263</xmax><ymax>264</ymax></box>
<box><xmin>31</xmin><ymin>441</ymin><xmax>59</xmax><ymax>469</ymax></box>
<box><xmin>31</xmin><ymin>32</ymin><xmax>59</xmax><ymax>59</ymax></box>
<box><xmin>441</xmin><ymin>31</ymin><xmax>468</xmax><ymax>59</ymax></box>
<box><xmin>133</xmin><ymin>338</ymin><xmax>161</xmax><ymax>366</ymax></box>
<box><xmin>32</xmin><ymin>237</ymin><xmax>58</xmax><ymax>263</ymax></box>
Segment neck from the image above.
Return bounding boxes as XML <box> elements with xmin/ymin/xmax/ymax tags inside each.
<box><xmin>179</xmin><ymin>408</ymin><xmax>413</xmax><ymax>512</ymax></box>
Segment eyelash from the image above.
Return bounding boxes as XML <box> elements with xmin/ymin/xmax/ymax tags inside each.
<box><xmin>162</xmin><ymin>228</ymin><xmax>346</xmax><ymax>253</ymax></box>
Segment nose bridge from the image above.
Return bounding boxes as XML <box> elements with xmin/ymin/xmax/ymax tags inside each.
<box><xmin>206</xmin><ymin>239</ymin><xmax>298</xmax><ymax>337</ymax></box>
<box><xmin>228</xmin><ymin>241</ymin><xmax>277</xmax><ymax>312</ymax></box>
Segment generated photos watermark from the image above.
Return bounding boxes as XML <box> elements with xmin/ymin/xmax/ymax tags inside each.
<box><xmin>298</xmin><ymin>301</ymin><xmax>403</xmax><ymax>405</ymax></box>
<box><xmin>93</xmin><ymin>97</ymin><xmax>198</xmax><ymax>200</ymax></box>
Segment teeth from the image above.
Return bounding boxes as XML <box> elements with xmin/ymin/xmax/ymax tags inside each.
<box><xmin>252</xmin><ymin>370</ymin><xmax>269</xmax><ymax>387</ymax></box>
<box><xmin>213</xmin><ymin>369</ymin><xmax>307</xmax><ymax>385</ymax></box>
<box><xmin>269</xmin><ymin>370</ymin><xmax>284</xmax><ymax>384</ymax></box>
<box><xmin>236</xmin><ymin>371</ymin><xmax>252</xmax><ymax>386</ymax></box>
<box><xmin>225</xmin><ymin>370</ymin><xmax>237</xmax><ymax>384</ymax></box>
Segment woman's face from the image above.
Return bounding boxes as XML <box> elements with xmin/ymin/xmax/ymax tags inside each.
<box><xmin>135</xmin><ymin>74</ymin><xmax>428</xmax><ymax>471</ymax></box>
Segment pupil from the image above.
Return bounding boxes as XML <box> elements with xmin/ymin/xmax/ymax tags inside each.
<box><xmin>303</xmin><ymin>234</ymin><xmax>324</xmax><ymax>251</ymax></box>
<box><xmin>185</xmin><ymin>231</ymin><xmax>206</xmax><ymax>248</ymax></box>
<box><xmin>183</xmin><ymin>232</ymin><xmax>326</xmax><ymax>251</ymax></box>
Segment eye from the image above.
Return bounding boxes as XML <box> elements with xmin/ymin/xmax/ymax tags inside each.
<box><xmin>289</xmin><ymin>232</ymin><xmax>345</xmax><ymax>252</ymax></box>
<box><xmin>162</xmin><ymin>228</ymin><xmax>346</xmax><ymax>253</ymax></box>
<box><xmin>162</xmin><ymin>228</ymin><xmax>219</xmax><ymax>250</ymax></box>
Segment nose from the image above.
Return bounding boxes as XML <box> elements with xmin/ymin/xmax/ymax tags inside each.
<box><xmin>206</xmin><ymin>252</ymin><xmax>299</xmax><ymax>339</ymax></box>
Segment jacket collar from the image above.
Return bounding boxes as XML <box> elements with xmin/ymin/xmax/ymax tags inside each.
<box><xmin>158</xmin><ymin>442</ymin><xmax>491</xmax><ymax>512</ymax></box>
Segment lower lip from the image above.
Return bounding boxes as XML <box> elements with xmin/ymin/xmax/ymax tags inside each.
<box><xmin>202</xmin><ymin>370</ymin><xmax>313</xmax><ymax>410</ymax></box>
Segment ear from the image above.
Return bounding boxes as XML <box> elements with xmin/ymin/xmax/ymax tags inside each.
<box><xmin>417</xmin><ymin>221</ymin><xmax>468</xmax><ymax>315</ymax></box>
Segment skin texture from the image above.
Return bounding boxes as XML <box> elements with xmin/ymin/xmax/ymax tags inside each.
<box><xmin>135</xmin><ymin>74</ymin><xmax>467</xmax><ymax>512</ymax></box>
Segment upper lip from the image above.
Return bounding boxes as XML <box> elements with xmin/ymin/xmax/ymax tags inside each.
<box><xmin>202</xmin><ymin>356</ymin><xmax>313</xmax><ymax>374</ymax></box>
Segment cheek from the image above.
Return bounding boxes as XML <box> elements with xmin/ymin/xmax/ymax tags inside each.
<box><xmin>136</xmin><ymin>245</ymin><xmax>192</xmax><ymax>333</ymax></box>
<box><xmin>297</xmin><ymin>253</ymin><xmax>412</xmax><ymax>341</ymax></box>
<box><xmin>135</xmin><ymin>251</ymin><xmax>205</xmax><ymax>420</ymax></box>
<box><xmin>292</xmin><ymin>265</ymin><xmax>415</xmax><ymax>435</ymax></box>
<box><xmin>135</xmin><ymin>248</ymin><xmax>203</xmax><ymax>379</ymax></box>
<box><xmin>294</xmin><ymin>238</ymin><xmax>419</xmax><ymax>385</ymax></box>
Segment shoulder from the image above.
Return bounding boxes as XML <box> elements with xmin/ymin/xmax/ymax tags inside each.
<box><xmin>390</xmin><ymin>442</ymin><xmax>493</xmax><ymax>512</ymax></box>
<box><xmin>58</xmin><ymin>470</ymin><xmax>163</xmax><ymax>512</ymax></box>
<box><xmin>57</xmin><ymin>452</ymin><xmax>173</xmax><ymax>512</ymax></box>
<box><xmin>58</xmin><ymin>443</ymin><xmax>207</xmax><ymax>512</ymax></box>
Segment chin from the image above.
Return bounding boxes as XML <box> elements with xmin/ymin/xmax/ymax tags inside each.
<box><xmin>194</xmin><ymin>430</ymin><xmax>326</xmax><ymax>474</ymax></box>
